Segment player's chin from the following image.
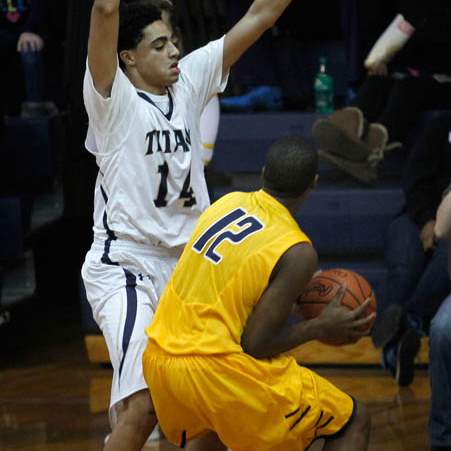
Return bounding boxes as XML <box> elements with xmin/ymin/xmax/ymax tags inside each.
<box><xmin>167</xmin><ymin>71</ymin><xmax>180</xmax><ymax>84</ymax></box>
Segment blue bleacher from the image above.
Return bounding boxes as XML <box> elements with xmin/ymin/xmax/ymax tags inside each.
<box><xmin>0</xmin><ymin>115</ymin><xmax>62</xmax><ymax>310</ymax></box>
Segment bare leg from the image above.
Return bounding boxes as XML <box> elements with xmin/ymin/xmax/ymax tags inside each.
<box><xmin>323</xmin><ymin>401</ymin><xmax>370</xmax><ymax>451</ymax></box>
<box><xmin>104</xmin><ymin>389</ymin><xmax>157</xmax><ymax>451</ymax></box>
<box><xmin>186</xmin><ymin>431</ymin><xmax>228</xmax><ymax>451</ymax></box>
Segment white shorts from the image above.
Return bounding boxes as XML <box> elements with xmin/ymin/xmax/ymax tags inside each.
<box><xmin>81</xmin><ymin>240</ymin><xmax>182</xmax><ymax>423</ymax></box>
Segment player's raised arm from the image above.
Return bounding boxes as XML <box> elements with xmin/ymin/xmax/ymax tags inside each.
<box><xmin>223</xmin><ymin>0</ymin><xmax>293</xmax><ymax>75</ymax></box>
<box><xmin>88</xmin><ymin>0</ymin><xmax>120</xmax><ymax>97</ymax></box>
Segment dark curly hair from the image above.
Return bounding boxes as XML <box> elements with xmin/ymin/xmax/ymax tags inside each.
<box><xmin>118</xmin><ymin>1</ymin><xmax>179</xmax><ymax>68</ymax></box>
<box><xmin>263</xmin><ymin>136</ymin><xmax>318</xmax><ymax>198</ymax></box>
<box><xmin>118</xmin><ymin>2</ymin><xmax>162</xmax><ymax>54</ymax></box>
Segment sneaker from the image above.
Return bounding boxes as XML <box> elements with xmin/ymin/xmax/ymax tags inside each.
<box><xmin>318</xmin><ymin>149</ymin><xmax>378</xmax><ymax>184</ymax></box>
<box><xmin>395</xmin><ymin>327</ymin><xmax>421</xmax><ymax>387</ymax></box>
<box><xmin>220</xmin><ymin>86</ymin><xmax>283</xmax><ymax>112</ymax></box>
<box><xmin>371</xmin><ymin>304</ymin><xmax>403</xmax><ymax>348</ymax></box>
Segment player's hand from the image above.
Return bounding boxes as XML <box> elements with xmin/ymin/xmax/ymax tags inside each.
<box><xmin>316</xmin><ymin>285</ymin><xmax>376</xmax><ymax>345</ymax></box>
<box><xmin>420</xmin><ymin>219</ymin><xmax>436</xmax><ymax>252</ymax></box>
<box><xmin>17</xmin><ymin>32</ymin><xmax>44</xmax><ymax>53</ymax></box>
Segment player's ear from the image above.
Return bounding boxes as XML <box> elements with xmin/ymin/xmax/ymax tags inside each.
<box><xmin>119</xmin><ymin>49</ymin><xmax>135</xmax><ymax>68</ymax></box>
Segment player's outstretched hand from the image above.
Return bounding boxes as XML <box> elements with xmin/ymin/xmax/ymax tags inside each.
<box><xmin>316</xmin><ymin>285</ymin><xmax>376</xmax><ymax>345</ymax></box>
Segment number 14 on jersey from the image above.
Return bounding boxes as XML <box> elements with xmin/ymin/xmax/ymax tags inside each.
<box><xmin>154</xmin><ymin>162</ymin><xmax>197</xmax><ymax>208</ymax></box>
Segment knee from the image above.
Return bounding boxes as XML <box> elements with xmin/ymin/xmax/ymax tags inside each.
<box><xmin>119</xmin><ymin>390</ymin><xmax>156</xmax><ymax>432</ymax></box>
<box><xmin>352</xmin><ymin>400</ymin><xmax>371</xmax><ymax>435</ymax></box>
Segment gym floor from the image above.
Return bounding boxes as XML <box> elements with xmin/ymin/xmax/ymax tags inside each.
<box><xmin>0</xmin><ymin>301</ymin><xmax>431</xmax><ymax>450</ymax></box>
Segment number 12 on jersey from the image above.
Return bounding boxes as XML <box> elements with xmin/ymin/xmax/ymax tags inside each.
<box><xmin>192</xmin><ymin>208</ymin><xmax>264</xmax><ymax>264</ymax></box>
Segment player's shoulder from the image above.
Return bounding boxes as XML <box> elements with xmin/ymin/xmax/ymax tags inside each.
<box><xmin>84</xmin><ymin>61</ymin><xmax>135</xmax><ymax>99</ymax></box>
<box><xmin>273</xmin><ymin>242</ymin><xmax>318</xmax><ymax>283</ymax></box>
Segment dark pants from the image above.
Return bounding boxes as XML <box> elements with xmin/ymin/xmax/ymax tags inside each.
<box><xmin>352</xmin><ymin>76</ymin><xmax>451</xmax><ymax>143</ymax></box>
<box><xmin>384</xmin><ymin>214</ymin><xmax>450</xmax><ymax>324</ymax></box>
<box><xmin>429</xmin><ymin>293</ymin><xmax>451</xmax><ymax>447</ymax></box>
<box><xmin>20</xmin><ymin>49</ymin><xmax>45</xmax><ymax>103</ymax></box>
<box><xmin>0</xmin><ymin>28</ymin><xmax>45</xmax><ymax>114</ymax></box>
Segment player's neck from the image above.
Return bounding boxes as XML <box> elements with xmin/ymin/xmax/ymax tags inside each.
<box><xmin>128</xmin><ymin>72</ymin><xmax>168</xmax><ymax>95</ymax></box>
<box><xmin>262</xmin><ymin>188</ymin><xmax>304</xmax><ymax>216</ymax></box>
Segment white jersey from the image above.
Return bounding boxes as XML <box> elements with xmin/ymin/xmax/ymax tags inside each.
<box><xmin>83</xmin><ymin>37</ymin><xmax>228</xmax><ymax>253</ymax></box>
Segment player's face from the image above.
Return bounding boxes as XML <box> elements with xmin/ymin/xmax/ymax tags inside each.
<box><xmin>133</xmin><ymin>20</ymin><xmax>181</xmax><ymax>90</ymax></box>
<box><xmin>161</xmin><ymin>10</ymin><xmax>181</xmax><ymax>51</ymax></box>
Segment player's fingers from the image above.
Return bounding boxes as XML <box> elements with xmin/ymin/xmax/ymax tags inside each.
<box><xmin>330</xmin><ymin>284</ymin><xmax>346</xmax><ymax>306</ymax></box>
<box><xmin>349</xmin><ymin>327</ymin><xmax>372</xmax><ymax>340</ymax></box>
<box><xmin>351</xmin><ymin>297</ymin><xmax>373</xmax><ymax>318</ymax></box>
<box><xmin>351</xmin><ymin>313</ymin><xmax>376</xmax><ymax>329</ymax></box>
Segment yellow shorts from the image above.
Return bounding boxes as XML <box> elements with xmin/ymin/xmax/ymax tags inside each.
<box><xmin>143</xmin><ymin>342</ymin><xmax>354</xmax><ymax>451</ymax></box>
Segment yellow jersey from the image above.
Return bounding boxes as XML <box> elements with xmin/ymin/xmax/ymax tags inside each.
<box><xmin>146</xmin><ymin>189</ymin><xmax>311</xmax><ymax>355</ymax></box>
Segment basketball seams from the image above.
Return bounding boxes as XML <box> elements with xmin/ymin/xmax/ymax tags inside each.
<box><xmin>354</xmin><ymin>273</ymin><xmax>369</xmax><ymax>301</ymax></box>
<box><xmin>296</xmin><ymin>269</ymin><xmax>377</xmax><ymax>345</ymax></box>
<box><xmin>313</xmin><ymin>274</ymin><xmax>362</xmax><ymax>306</ymax></box>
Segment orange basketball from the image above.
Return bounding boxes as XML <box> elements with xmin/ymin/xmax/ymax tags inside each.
<box><xmin>296</xmin><ymin>268</ymin><xmax>377</xmax><ymax>346</ymax></box>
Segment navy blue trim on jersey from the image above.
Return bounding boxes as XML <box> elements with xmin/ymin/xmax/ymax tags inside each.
<box><xmin>180</xmin><ymin>430</ymin><xmax>187</xmax><ymax>448</ymax></box>
<box><xmin>118</xmin><ymin>269</ymin><xmax>138</xmax><ymax>382</ymax></box>
<box><xmin>137</xmin><ymin>89</ymin><xmax>174</xmax><ymax>121</ymax></box>
<box><xmin>192</xmin><ymin>208</ymin><xmax>246</xmax><ymax>253</ymax></box>
<box><xmin>305</xmin><ymin>397</ymin><xmax>357</xmax><ymax>451</ymax></box>
<box><xmin>289</xmin><ymin>405</ymin><xmax>311</xmax><ymax>431</ymax></box>
<box><xmin>100</xmin><ymin>185</ymin><xmax>119</xmax><ymax>266</ymax></box>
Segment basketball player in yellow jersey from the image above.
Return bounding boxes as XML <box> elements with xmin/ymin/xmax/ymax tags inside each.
<box><xmin>143</xmin><ymin>136</ymin><xmax>374</xmax><ymax>451</ymax></box>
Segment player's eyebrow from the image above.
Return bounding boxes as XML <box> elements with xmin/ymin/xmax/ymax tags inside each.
<box><xmin>151</xmin><ymin>36</ymin><xmax>169</xmax><ymax>46</ymax></box>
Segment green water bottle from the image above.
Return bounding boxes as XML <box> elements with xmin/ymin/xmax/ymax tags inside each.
<box><xmin>314</xmin><ymin>56</ymin><xmax>334</xmax><ymax>114</ymax></box>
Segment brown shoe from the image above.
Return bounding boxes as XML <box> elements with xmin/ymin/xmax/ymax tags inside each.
<box><xmin>319</xmin><ymin>149</ymin><xmax>378</xmax><ymax>185</ymax></box>
<box><xmin>313</xmin><ymin>119</ymin><xmax>372</xmax><ymax>162</ymax></box>
<box><xmin>329</xmin><ymin>107</ymin><xmax>365</xmax><ymax>139</ymax></box>
<box><xmin>365</xmin><ymin>123</ymin><xmax>388</xmax><ymax>152</ymax></box>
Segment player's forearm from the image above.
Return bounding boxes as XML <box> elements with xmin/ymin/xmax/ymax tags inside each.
<box><xmin>243</xmin><ymin>318</ymin><xmax>323</xmax><ymax>360</ymax></box>
<box><xmin>247</xmin><ymin>0</ymin><xmax>293</xmax><ymax>30</ymax></box>
<box><xmin>435</xmin><ymin>190</ymin><xmax>451</xmax><ymax>240</ymax></box>
<box><xmin>88</xmin><ymin>0</ymin><xmax>120</xmax><ymax>97</ymax></box>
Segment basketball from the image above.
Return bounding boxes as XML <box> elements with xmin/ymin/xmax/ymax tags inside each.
<box><xmin>296</xmin><ymin>268</ymin><xmax>377</xmax><ymax>345</ymax></box>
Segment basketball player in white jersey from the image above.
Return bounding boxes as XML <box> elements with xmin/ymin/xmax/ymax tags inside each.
<box><xmin>81</xmin><ymin>1</ymin><xmax>295</xmax><ymax>450</ymax></box>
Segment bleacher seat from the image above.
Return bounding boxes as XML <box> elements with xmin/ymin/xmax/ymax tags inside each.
<box><xmin>0</xmin><ymin>115</ymin><xmax>63</xmax><ymax>310</ymax></box>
